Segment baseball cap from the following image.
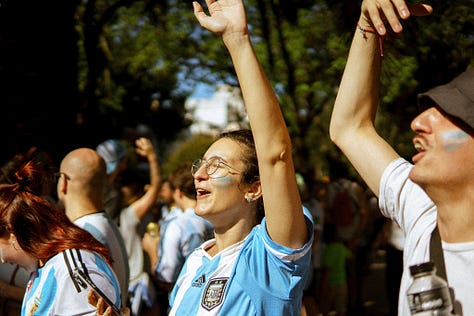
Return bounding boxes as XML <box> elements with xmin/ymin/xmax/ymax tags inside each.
<box><xmin>96</xmin><ymin>139</ymin><xmax>127</xmax><ymax>175</ymax></box>
<box><xmin>418</xmin><ymin>67</ymin><xmax>474</xmax><ymax>130</ymax></box>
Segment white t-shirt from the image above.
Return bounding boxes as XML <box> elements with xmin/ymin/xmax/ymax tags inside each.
<box><xmin>379</xmin><ymin>158</ymin><xmax>474</xmax><ymax>315</ymax></box>
<box><xmin>119</xmin><ymin>205</ymin><xmax>143</xmax><ymax>282</ymax></box>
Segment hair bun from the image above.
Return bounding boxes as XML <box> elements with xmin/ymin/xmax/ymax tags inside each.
<box><xmin>14</xmin><ymin>172</ymin><xmax>29</xmax><ymax>186</ymax></box>
<box><xmin>13</xmin><ymin>161</ymin><xmax>41</xmax><ymax>194</ymax></box>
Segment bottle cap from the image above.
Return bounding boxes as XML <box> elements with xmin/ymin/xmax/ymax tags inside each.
<box><xmin>409</xmin><ymin>261</ymin><xmax>435</xmax><ymax>276</ymax></box>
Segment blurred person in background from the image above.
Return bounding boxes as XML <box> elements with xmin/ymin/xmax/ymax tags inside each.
<box><xmin>58</xmin><ymin>147</ymin><xmax>130</xmax><ymax>308</ymax></box>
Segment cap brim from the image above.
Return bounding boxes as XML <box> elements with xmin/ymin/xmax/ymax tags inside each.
<box><xmin>417</xmin><ymin>69</ymin><xmax>474</xmax><ymax>130</ymax></box>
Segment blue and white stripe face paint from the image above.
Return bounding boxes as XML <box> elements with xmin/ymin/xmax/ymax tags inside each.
<box><xmin>210</xmin><ymin>175</ymin><xmax>235</xmax><ymax>185</ymax></box>
<box><xmin>441</xmin><ymin>130</ymin><xmax>469</xmax><ymax>152</ymax></box>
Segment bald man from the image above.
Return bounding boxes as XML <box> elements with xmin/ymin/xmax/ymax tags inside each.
<box><xmin>57</xmin><ymin>148</ymin><xmax>130</xmax><ymax>307</ymax></box>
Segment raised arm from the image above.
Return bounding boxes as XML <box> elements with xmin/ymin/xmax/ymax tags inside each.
<box><xmin>130</xmin><ymin>137</ymin><xmax>161</xmax><ymax>220</ymax></box>
<box><xmin>193</xmin><ymin>0</ymin><xmax>307</xmax><ymax>248</ymax></box>
<box><xmin>329</xmin><ymin>0</ymin><xmax>432</xmax><ymax>196</ymax></box>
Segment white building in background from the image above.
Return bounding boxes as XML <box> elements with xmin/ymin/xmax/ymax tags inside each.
<box><xmin>185</xmin><ymin>84</ymin><xmax>249</xmax><ymax>136</ymax></box>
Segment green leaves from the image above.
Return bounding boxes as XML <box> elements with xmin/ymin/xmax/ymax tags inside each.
<box><xmin>75</xmin><ymin>0</ymin><xmax>473</xmax><ymax>182</ymax></box>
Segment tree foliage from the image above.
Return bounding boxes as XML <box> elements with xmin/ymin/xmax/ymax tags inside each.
<box><xmin>2</xmin><ymin>0</ymin><xmax>471</xmax><ymax>183</ymax></box>
<box><xmin>74</xmin><ymin>0</ymin><xmax>473</xmax><ymax>185</ymax></box>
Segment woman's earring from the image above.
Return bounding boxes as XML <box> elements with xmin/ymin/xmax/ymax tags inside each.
<box><xmin>11</xmin><ymin>240</ymin><xmax>19</xmax><ymax>251</ymax></box>
<box><xmin>245</xmin><ymin>194</ymin><xmax>252</xmax><ymax>203</ymax></box>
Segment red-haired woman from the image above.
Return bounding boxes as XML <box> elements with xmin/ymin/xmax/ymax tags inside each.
<box><xmin>0</xmin><ymin>160</ymin><xmax>121</xmax><ymax>315</ymax></box>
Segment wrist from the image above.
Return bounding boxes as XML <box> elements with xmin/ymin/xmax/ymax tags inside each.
<box><xmin>357</xmin><ymin>16</ymin><xmax>374</xmax><ymax>31</ymax></box>
<box><xmin>356</xmin><ymin>22</ymin><xmax>384</xmax><ymax>57</ymax></box>
<box><xmin>223</xmin><ymin>32</ymin><xmax>251</xmax><ymax>50</ymax></box>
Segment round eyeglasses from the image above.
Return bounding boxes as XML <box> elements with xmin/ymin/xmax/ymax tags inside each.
<box><xmin>191</xmin><ymin>157</ymin><xmax>242</xmax><ymax>178</ymax></box>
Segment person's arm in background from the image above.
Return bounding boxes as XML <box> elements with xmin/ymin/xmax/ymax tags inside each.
<box><xmin>130</xmin><ymin>137</ymin><xmax>161</xmax><ymax>220</ymax></box>
<box><xmin>142</xmin><ymin>232</ymin><xmax>160</xmax><ymax>274</ymax></box>
<box><xmin>329</xmin><ymin>0</ymin><xmax>432</xmax><ymax>196</ymax></box>
<box><xmin>0</xmin><ymin>280</ymin><xmax>24</xmax><ymax>301</ymax></box>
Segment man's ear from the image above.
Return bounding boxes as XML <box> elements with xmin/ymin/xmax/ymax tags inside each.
<box><xmin>58</xmin><ymin>175</ymin><xmax>68</xmax><ymax>194</ymax></box>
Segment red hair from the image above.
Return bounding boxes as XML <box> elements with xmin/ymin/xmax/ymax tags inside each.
<box><xmin>0</xmin><ymin>161</ymin><xmax>112</xmax><ymax>265</ymax></box>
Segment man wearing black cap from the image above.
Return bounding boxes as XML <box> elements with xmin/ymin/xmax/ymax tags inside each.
<box><xmin>329</xmin><ymin>0</ymin><xmax>474</xmax><ymax>315</ymax></box>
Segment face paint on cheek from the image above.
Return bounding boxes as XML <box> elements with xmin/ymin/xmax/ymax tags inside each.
<box><xmin>210</xmin><ymin>175</ymin><xmax>235</xmax><ymax>187</ymax></box>
<box><xmin>441</xmin><ymin>130</ymin><xmax>469</xmax><ymax>152</ymax></box>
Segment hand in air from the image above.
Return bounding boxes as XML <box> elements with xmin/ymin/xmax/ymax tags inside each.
<box><xmin>135</xmin><ymin>137</ymin><xmax>154</xmax><ymax>158</ymax></box>
<box><xmin>360</xmin><ymin>0</ymin><xmax>432</xmax><ymax>35</ymax></box>
<box><xmin>193</xmin><ymin>0</ymin><xmax>248</xmax><ymax>38</ymax></box>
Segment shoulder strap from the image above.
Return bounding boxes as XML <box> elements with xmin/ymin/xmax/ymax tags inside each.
<box><xmin>430</xmin><ymin>225</ymin><xmax>456</xmax><ymax>313</ymax></box>
<box><xmin>430</xmin><ymin>226</ymin><xmax>448</xmax><ymax>281</ymax></box>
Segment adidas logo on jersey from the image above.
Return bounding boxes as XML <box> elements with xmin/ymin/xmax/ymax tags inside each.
<box><xmin>192</xmin><ymin>274</ymin><xmax>206</xmax><ymax>287</ymax></box>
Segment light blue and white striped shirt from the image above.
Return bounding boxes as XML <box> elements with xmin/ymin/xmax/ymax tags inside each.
<box><xmin>168</xmin><ymin>214</ymin><xmax>313</xmax><ymax>315</ymax></box>
<box><xmin>22</xmin><ymin>249</ymin><xmax>120</xmax><ymax>315</ymax></box>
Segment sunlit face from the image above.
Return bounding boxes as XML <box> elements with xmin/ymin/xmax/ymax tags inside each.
<box><xmin>409</xmin><ymin>106</ymin><xmax>474</xmax><ymax>187</ymax></box>
<box><xmin>193</xmin><ymin>138</ymin><xmax>250</xmax><ymax>225</ymax></box>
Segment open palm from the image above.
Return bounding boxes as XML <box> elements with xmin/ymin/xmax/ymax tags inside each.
<box><xmin>193</xmin><ymin>0</ymin><xmax>247</xmax><ymax>36</ymax></box>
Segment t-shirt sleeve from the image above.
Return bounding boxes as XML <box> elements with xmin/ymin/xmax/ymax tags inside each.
<box><xmin>378</xmin><ymin>157</ymin><xmax>436</xmax><ymax>234</ymax></box>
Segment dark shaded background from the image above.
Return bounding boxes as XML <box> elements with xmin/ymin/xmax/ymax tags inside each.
<box><xmin>0</xmin><ymin>0</ymin><xmax>95</xmax><ymax>166</ymax></box>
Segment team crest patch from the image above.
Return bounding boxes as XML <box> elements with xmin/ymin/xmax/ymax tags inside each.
<box><xmin>201</xmin><ymin>277</ymin><xmax>228</xmax><ymax>310</ymax></box>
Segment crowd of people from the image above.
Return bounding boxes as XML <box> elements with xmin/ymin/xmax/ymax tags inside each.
<box><xmin>1</xmin><ymin>0</ymin><xmax>473</xmax><ymax>315</ymax></box>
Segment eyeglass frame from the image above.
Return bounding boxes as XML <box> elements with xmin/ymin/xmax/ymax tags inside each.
<box><xmin>191</xmin><ymin>157</ymin><xmax>242</xmax><ymax>178</ymax></box>
<box><xmin>54</xmin><ymin>172</ymin><xmax>71</xmax><ymax>181</ymax></box>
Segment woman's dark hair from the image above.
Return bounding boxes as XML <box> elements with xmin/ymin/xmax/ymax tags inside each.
<box><xmin>169</xmin><ymin>162</ymin><xmax>196</xmax><ymax>199</ymax></box>
<box><xmin>216</xmin><ymin>130</ymin><xmax>259</xmax><ymax>184</ymax></box>
<box><xmin>216</xmin><ymin>129</ymin><xmax>264</xmax><ymax>221</ymax></box>
<box><xmin>0</xmin><ymin>147</ymin><xmax>57</xmax><ymax>196</ymax></box>
<box><xmin>0</xmin><ymin>160</ymin><xmax>112</xmax><ymax>265</ymax></box>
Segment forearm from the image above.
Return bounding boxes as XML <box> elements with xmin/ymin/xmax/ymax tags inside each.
<box><xmin>142</xmin><ymin>235</ymin><xmax>160</xmax><ymax>276</ymax></box>
<box><xmin>0</xmin><ymin>280</ymin><xmax>25</xmax><ymax>301</ymax></box>
<box><xmin>224</xmin><ymin>35</ymin><xmax>289</xmax><ymax>152</ymax></box>
<box><xmin>330</xmin><ymin>17</ymin><xmax>381</xmax><ymax>146</ymax></box>
<box><xmin>148</xmin><ymin>152</ymin><xmax>161</xmax><ymax>190</ymax></box>
<box><xmin>148</xmin><ymin>251</ymin><xmax>159</xmax><ymax>277</ymax></box>
<box><xmin>225</xmin><ymin>35</ymin><xmax>306</xmax><ymax>248</ymax></box>
<box><xmin>329</xmin><ymin>15</ymin><xmax>400</xmax><ymax>194</ymax></box>
<box><xmin>134</xmin><ymin>151</ymin><xmax>160</xmax><ymax>220</ymax></box>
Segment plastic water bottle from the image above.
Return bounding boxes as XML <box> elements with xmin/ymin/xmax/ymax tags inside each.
<box><xmin>406</xmin><ymin>261</ymin><xmax>453</xmax><ymax>315</ymax></box>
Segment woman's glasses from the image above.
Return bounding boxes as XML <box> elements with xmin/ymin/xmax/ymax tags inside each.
<box><xmin>191</xmin><ymin>157</ymin><xmax>242</xmax><ymax>178</ymax></box>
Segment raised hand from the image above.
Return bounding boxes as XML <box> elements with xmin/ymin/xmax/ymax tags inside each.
<box><xmin>360</xmin><ymin>0</ymin><xmax>432</xmax><ymax>35</ymax></box>
<box><xmin>134</xmin><ymin>137</ymin><xmax>154</xmax><ymax>158</ymax></box>
<box><xmin>193</xmin><ymin>0</ymin><xmax>248</xmax><ymax>39</ymax></box>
